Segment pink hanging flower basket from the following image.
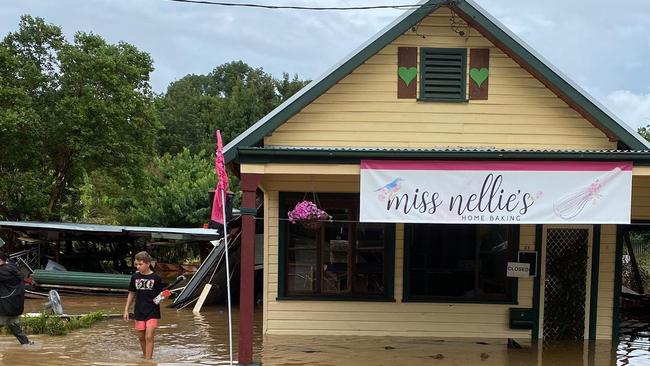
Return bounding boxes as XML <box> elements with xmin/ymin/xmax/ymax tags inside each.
<box><xmin>288</xmin><ymin>200</ymin><xmax>331</xmax><ymax>230</ymax></box>
<box><xmin>300</xmin><ymin>220</ymin><xmax>323</xmax><ymax>231</ymax></box>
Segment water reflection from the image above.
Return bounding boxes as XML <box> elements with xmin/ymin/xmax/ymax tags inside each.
<box><xmin>1</xmin><ymin>295</ymin><xmax>262</xmax><ymax>366</ymax></box>
<box><xmin>262</xmin><ymin>336</ymin><xmax>621</xmax><ymax>366</ymax></box>
<box><xmin>619</xmin><ymin>315</ymin><xmax>650</xmax><ymax>366</ymax></box>
<box><xmin>619</xmin><ymin>335</ymin><xmax>650</xmax><ymax>366</ymax></box>
<box><xmin>0</xmin><ymin>295</ymin><xmax>646</xmax><ymax>365</ymax></box>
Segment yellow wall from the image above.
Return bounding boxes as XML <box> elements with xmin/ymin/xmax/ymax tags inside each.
<box><xmin>632</xmin><ymin>176</ymin><xmax>650</xmax><ymax>220</ymax></box>
<box><xmin>596</xmin><ymin>225</ymin><xmax>616</xmax><ymax>340</ymax></box>
<box><xmin>262</xmin><ymin>173</ymin><xmax>533</xmax><ymax>338</ymax></box>
<box><xmin>252</xmin><ymin>5</ymin><xmax>624</xmax><ymax>341</ymax></box>
<box><xmin>264</xmin><ymin>7</ymin><xmax>614</xmax><ymax>151</ymax></box>
<box><xmin>257</xmin><ymin>170</ymin><xmax>618</xmax><ymax>340</ymax></box>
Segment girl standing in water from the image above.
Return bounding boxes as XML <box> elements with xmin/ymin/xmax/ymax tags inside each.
<box><xmin>123</xmin><ymin>251</ymin><xmax>163</xmax><ymax>359</ymax></box>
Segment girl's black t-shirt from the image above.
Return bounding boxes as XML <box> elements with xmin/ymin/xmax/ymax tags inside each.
<box><xmin>128</xmin><ymin>271</ymin><xmax>163</xmax><ymax>321</ymax></box>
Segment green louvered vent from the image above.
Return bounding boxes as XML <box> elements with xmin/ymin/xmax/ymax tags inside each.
<box><xmin>419</xmin><ymin>48</ymin><xmax>467</xmax><ymax>101</ymax></box>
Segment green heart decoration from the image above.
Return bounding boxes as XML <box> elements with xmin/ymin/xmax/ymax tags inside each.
<box><xmin>470</xmin><ymin>67</ymin><xmax>489</xmax><ymax>88</ymax></box>
<box><xmin>398</xmin><ymin>66</ymin><xmax>417</xmax><ymax>86</ymax></box>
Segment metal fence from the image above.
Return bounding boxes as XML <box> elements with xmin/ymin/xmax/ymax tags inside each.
<box><xmin>630</xmin><ymin>237</ymin><xmax>650</xmax><ymax>258</ymax></box>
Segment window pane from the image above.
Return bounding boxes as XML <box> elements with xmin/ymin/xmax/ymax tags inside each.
<box><xmin>322</xmin><ymin>210</ymin><xmax>351</xmax><ymax>293</ymax></box>
<box><xmin>408</xmin><ymin>224</ymin><xmax>513</xmax><ymax>301</ymax></box>
<box><xmin>353</xmin><ymin>223</ymin><xmax>385</xmax><ymax>294</ymax></box>
<box><xmin>477</xmin><ymin>225</ymin><xmax>510</xmax><ymax>297</ymax></box>
<box><xmin>283</xmin><ymin>192</ymin><xmax>390</xmax><ymax>298</ymax></box>
<box><xmin>286</xmin><ymin>223</ymin><xmax>317</xmax><ymax>293</ymax></box>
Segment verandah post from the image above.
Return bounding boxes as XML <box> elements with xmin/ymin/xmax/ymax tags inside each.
<box><xmin>238</xmin><ymin>173</ymin><xmax>262</xmax><ymax>365</ymax></box>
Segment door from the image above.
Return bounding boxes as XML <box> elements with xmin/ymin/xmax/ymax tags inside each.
<box><xmin>540</xmin><ymin>226</ymin><xmax>592</xmax><ymax>341</ymax></box>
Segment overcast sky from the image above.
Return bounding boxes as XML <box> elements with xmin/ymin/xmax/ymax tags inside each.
<box><xmin>2</xmin><ymin>0</ymin><xmax>650</xmax><ymax>129</ymax></box>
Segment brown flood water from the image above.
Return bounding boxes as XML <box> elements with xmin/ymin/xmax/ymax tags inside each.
<box><xmin>0</xmin><ymin>295</ymin><xmax>647</xmax><ymax>365</ymax></box>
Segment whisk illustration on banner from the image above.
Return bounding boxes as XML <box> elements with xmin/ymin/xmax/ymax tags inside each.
<box><xmin>553</xmin><ymin>167</ymin><xmax>622</xmax><ymax>219</ymax></box>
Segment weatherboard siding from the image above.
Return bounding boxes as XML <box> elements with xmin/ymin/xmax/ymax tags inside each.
<box><xmin>632</xmin><ymin>176</ymin><xmax>650</xmax><ymax>220</ymax></box>
<box><xmin>255</xmin><ymin>166</ymin><xmax>620</xmax><ymax>340</ymax></box>
<box><xmin>596</xmin><ymin>225</ymin><xmax>616</xmax><ymax>340</ymax></box>
<box><xmin>264</xmin><ymin>7</ymin><xmax>614</xmax><ymax>150</ymax></box>
<box><xmin>261</xmin><ymin>174</ymin><xmax>533</xmax><ymax>338</ymax></box>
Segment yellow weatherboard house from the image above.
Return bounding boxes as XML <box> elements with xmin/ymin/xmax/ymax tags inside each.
<box><xmin>224</xmin><ymin>1</ymin><xmax>650</xmax><ymax>365</ymax></box>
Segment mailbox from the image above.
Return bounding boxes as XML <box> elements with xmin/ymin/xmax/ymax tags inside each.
<box><xmin>509</xmin><ymin>308</ymin><xmax>534</xmax><ymax>329</ymax></box>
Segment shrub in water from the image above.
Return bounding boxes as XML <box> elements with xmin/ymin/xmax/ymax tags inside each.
<box><xmin>22</xmin><ymin>313</ymin><xmax>48</xmax><ymax>334</ymax></box>
<box><xmin>13</xmin><ymin>311</ymin><xmax>107</xmax><ymax>336</ymax></box>
<box><xmin>45</xmin><ymin>317</ymin><xmax>67</xmax><ymax>336</ymax></box>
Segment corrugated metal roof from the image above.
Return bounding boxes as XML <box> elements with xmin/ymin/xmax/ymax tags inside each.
<box><xmin>235</xmin><ymin>146</ymin><xmax>650</xmax><ymax>164</ymax></box>
<box><xmin>0</xmin><ymin>221</ymin><xmax>222</xmax><ymax>240</ymax></box>
<box><xmin>258</xmin><ymin>146</ymin><xmax>650</xmax><ymax>154</ymax></box>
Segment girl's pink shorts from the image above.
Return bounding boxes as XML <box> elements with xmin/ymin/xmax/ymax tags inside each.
<box><xmin>134</xmin><ymin>318</ymin><xmax>158</xmax><ymax>330</ymax></box>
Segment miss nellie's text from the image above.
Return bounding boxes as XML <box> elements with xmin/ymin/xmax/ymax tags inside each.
<box><xmin>385</xmin><ymin>173</ymin><xmax>535</xmax><ymax>219</ymax></box>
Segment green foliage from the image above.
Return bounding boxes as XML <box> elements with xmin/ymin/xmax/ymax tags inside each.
<box><xmin>78</xmin><ymin>170</ymin><xmax>139</xmax><ymax>224</ymax></box>
<box><xmin>44</xmin><ymin>317</ymin><xmax>67</xmax><ymax>336</ymax></box>
<box><xmin>22</xmin><ymin>313</ymin><xmax>47</xmax><ymax>335</ymax></box>
<box><xmin>127</xmin><ymin>149</ymin><xmax>217</xmax><ymax>227</ymax></box>
<box><xmin>66</xmin><ymin>310</ymin><xmax>105</xmax><ymax>330</ymax></box>
<box><xmin>1</xmin><ymin>15</ymin><xmax>308</xmax><ymax>228</ymax></box>
<box><xmin>276</xmin><ymin>72</ymin><xmax>310</xmax><ymax>102</ymax></box>
<box><xmin>623</xmin><ymin>232</ymin><xmax>650</xmax><ymax>294</ymax></box>
<box><xmin>0</xmin><ymin>15</ymin><xmax>159</xmax><ymax>221</ymax></box>
<box><xmin>155</xmin><ymin>74</ymin><xmax>219</xmax><ymax>155</ymax></box>
<box><xmin>2</xmin><ymin>311</ymin><xmax>107</xmax><ymax>336</ymax></box>
<box><xmin>156</xmin><ymin>61</ymin><xmax>309</xmax><ymax>155</ymax></box>
<box><xmin>638</xmin><ymin>125</ymin><xmax>650</xmax><ymax>142</ymax></box>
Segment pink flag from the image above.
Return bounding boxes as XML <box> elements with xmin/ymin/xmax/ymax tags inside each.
<box><xmin>211</xmin><ymin>130</ymin><xmax>230</xmax><ymax>225</ymax></box>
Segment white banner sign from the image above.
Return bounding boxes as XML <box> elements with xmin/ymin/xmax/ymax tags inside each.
<box><xmin>360</xmin><ymin>160</ymin><xmax>632</xmax><ymax>224</ymax></box>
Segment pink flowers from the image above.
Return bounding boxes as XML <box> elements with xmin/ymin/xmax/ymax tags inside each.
<box><xmin>287</xmin><ymin>200</ymin><xmax>331</xmax><ymax>224</ymax></box>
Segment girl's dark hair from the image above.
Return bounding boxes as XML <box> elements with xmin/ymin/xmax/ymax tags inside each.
<box><xmin>134</xmin><ymin>251</ymin><xmax>153</xmax><ymax>263</ymax></box>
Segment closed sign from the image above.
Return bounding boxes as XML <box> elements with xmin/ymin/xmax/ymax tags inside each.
<box><xmin>507</xmin><ymin>262</ymin><xmax>530</xmax><ymax>277</ymax></box>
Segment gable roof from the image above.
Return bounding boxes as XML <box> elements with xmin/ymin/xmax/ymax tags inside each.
<box><xmin>224</xmin><ymin>0</ymin><xmax>650</xmax><ymax>163</ymax></box>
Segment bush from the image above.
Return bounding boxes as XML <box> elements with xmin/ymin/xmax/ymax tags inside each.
<box><xmin>44</xmin><ymin>317</ymin><xmax>67</xmax><ymax>336</ymax></box>
<box><xmin>22</xmin><ymin>314</ymin><xmax>48</xmax><ymax>334</ymax></box>
<box><xmin>1</xmin><ymin>311</ymin><xmax>108</xmax><ymax>337</ymax></box>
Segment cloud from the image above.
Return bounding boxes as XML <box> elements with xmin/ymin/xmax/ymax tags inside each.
<box><xmin>2</xmin><ymin>0</ymin><xmax>649</xmax><ymax>101</ymax></box>
<box><xmin>480</xmin><ymin>0</ymin><xmax>650</xmax><ymax>96</ymax></box>
<box><xmin>496</xmin><ymin>13</ymin><xmax>555</xmax><ymax>35</ymax></box>
<box><xmin>0</xmin><ymin>0</ymin><xmax>408</xmax><ymax>91</ymax></box>
<box><xmin>604</xmin><ymin>90</ymin><xmax>650</xmax><ymax>130</ymax></box>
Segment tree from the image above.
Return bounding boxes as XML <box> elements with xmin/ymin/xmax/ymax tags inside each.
<box><xmin>156</xmin><ymin>61</ymin><xmax>310</xmax><ymax>156</ymax></box>
<box><xmin>77</xmin><ymin>170</ymin><xmax>139</xmax><ymax>224</ymax></box>
<box><xmin>638</xmin><ymin>125</ymin><xmax>650</xmax><ymax>142</ymax></box>
<box><xmin>0</xmin><ymin>16</ymin><xmax>160</xmax><ymax>221</ymax></box>
<box><xmin>155</xmin><ymin>74</ymin><xmax>220</xmax><ymax>155</ymax></box>
<box><xmin>127</xmin><ymin>149</ymin><xmax>218</xmax><ymax>227</ymax></box>
<box><xmin>276</xmin><ymin>72</ymin><xmax>310</xmax><ymax>102</ymax></box>
<box><xmin>0</xmin><ymin>16</ymin><xmax>64</xmax><ymax>220</ymax></box>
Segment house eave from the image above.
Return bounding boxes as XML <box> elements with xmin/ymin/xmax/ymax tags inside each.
<box><xmin>236</xmin><ymin>147</ymin><xmax>650</xmax><ymax>165</ymax></box>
